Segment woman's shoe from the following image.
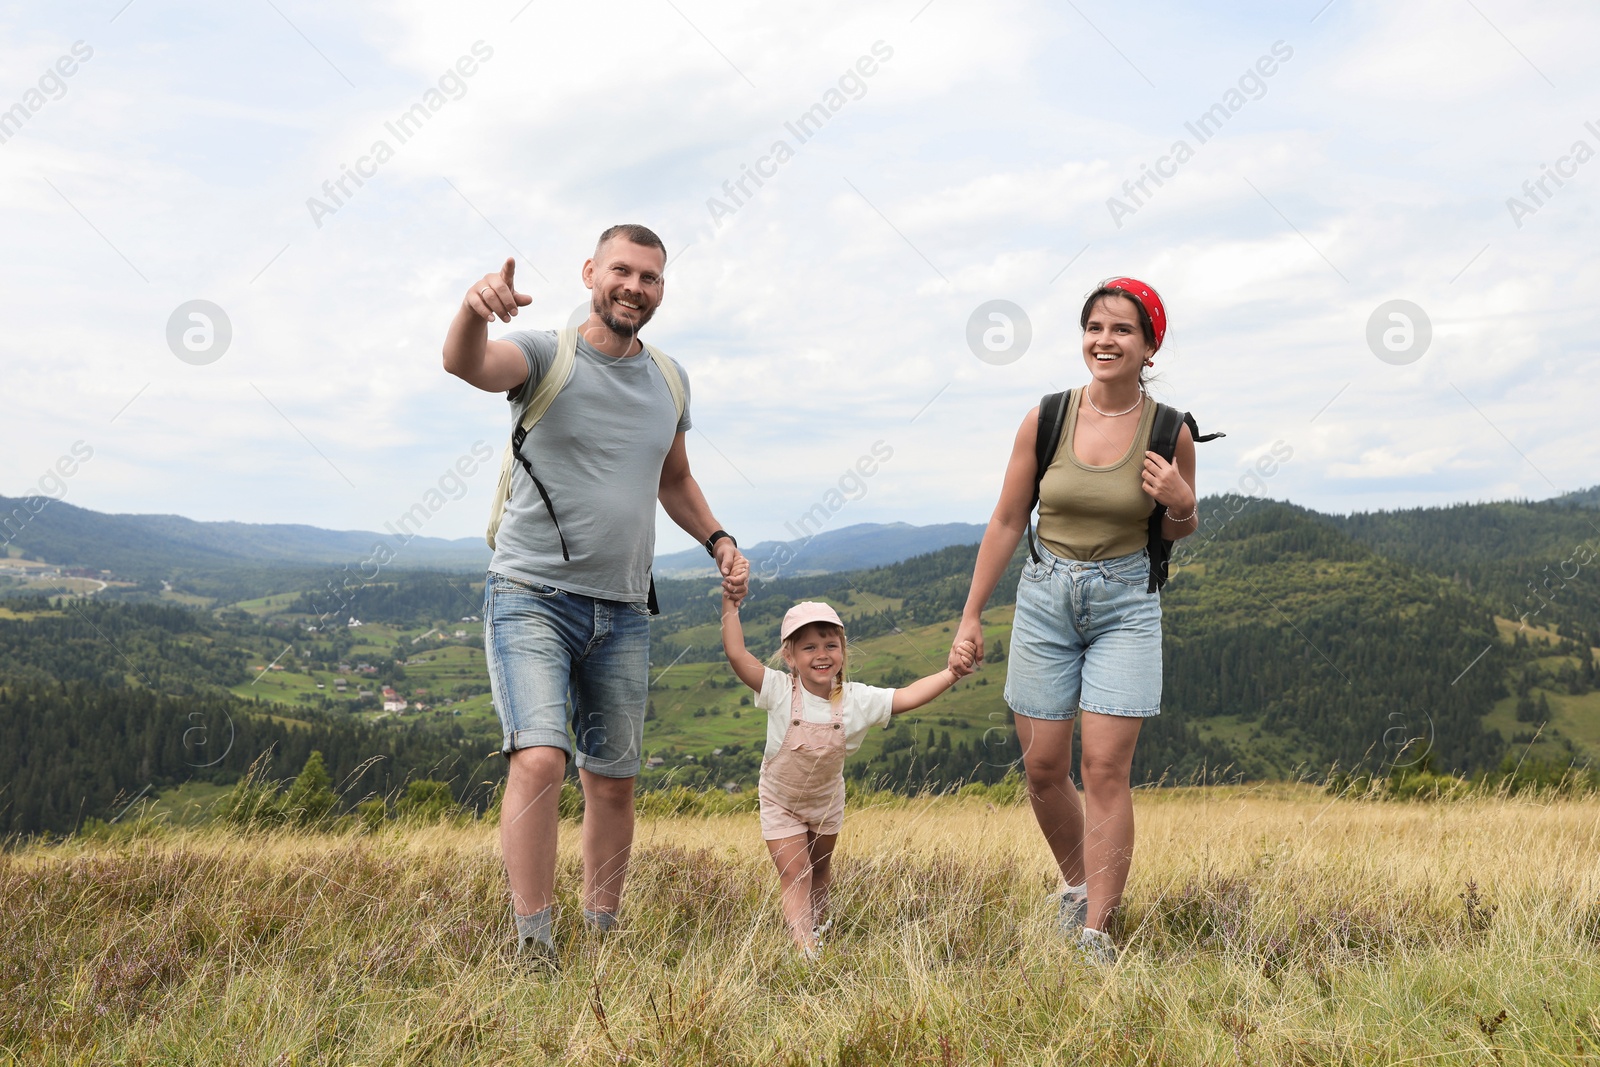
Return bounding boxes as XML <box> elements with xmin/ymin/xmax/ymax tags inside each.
<box><xmin>1058</xmin><ymin>894</ymin><xmax>1088</xmax><ymax>934</ymax></box>
<box><xmin>1075</xmin><ymin>927</ymin><xmax>1117</xmax><ymax>966</ymax></box>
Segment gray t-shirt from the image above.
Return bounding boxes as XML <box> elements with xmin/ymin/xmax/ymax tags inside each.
<box><xmin>487</xmin><ymin>329</ymin><xmax>692</xmax><ymax>603</ymax></box>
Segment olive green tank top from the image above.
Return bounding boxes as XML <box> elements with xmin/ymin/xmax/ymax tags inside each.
<box><xmin>1036</xmin><ymin>390</ymin><xmax>1157</xmax><ymax>562</ymax></box>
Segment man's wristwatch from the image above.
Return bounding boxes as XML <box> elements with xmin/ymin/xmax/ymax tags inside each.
<box><xmin>705</xmin><ymin>530</ymin><xmax>736</xmax><ymax>557</ymax></box>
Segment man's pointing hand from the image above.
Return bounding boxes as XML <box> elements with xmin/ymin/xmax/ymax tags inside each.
<box><xmin>467</xmin><ymin>257</ymin><xmax>533</xmax><ymax>324</ymax></box>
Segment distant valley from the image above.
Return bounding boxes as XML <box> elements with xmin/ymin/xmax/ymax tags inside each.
<box><xmin>2</xmin><ymin>487</ymin><xmax>1597</xmax><ymax>838</ymax></box>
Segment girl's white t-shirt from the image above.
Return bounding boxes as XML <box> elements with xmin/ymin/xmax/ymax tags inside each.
<box><xmin>755</xmin><ymin>667</ymin><xmax>895</xmax><ymax>760</ymax></box>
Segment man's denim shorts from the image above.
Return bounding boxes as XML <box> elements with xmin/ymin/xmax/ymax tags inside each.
<box><xmin>1003</xmin><ymin>546</ymin><xmax>1163</xmax><ymax>720</ymax></box>
<box><xmin>483</xmin><ymin>572</ymin><xmax>651</xmax><ymax>777</ymax></box>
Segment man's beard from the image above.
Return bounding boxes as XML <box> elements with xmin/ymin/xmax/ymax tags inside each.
<box><xmin>596</xmin><ymin>291</ymin><xmax>655</xmax><ymax>339</ymax></box>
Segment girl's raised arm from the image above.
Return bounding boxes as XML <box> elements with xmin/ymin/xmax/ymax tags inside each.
<box><xmin>720</xmin><ymin>596</ymin><xmax>766</xmax><ymax>692</ymax></box>
<box><xmin>890</xmin><ymin>642</ymin><xmax>975</xmax><ymax>714</ymax></box>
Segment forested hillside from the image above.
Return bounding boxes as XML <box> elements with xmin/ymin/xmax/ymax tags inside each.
<box><xmin>0</xmin><ymin>598</ymin><xmax>503</xmax><ymax>838</ymax></box>
<box><xmin>3</xmin><ymin>491</ymin><xmax>1597</xmax><ymax>839</ymax></box>
<box><xmin>1323</xmin><ymin>498</ymin><xmax>1600</xmax><ymax>639</ymax></box>
<box><xmin>0</xmin><ymin>601</ymin><xmax>247</xmax><ymax>693</ymax></box>
<box><xmin>286</xmin><ymin>571</ymin><xmax>485</xmax><ymax>625</ymax></box>
<box><xmin>0</xmin><ymin>682</ymin><xmax>496</xmax><ymax>838</ymax></box>
<box><xmin>1162</xmin><ymin>504</ymin><xmax>1508</xmax><ymax>776</ymax></box>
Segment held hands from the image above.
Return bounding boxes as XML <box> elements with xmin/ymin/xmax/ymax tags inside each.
<box><xmin>720</xmin><ymin>551</ymin><xmax>750</xmax><ymax>605</ymax></box>
<box><xmin>949</xmin><ymin>617</ymin><xmax>984</xmax><ymax>674</ymax></box>
<box><xmin>466</xmin><ymin>258</ymin><xmax>532</xmax><ymax>324</ymax></box>
<box><xmin>1142</xmin><ymin>450</ymin><xmax>1194</xmax><ymax>515</ymax></box>
<box><xmin>947</xmin><ymin>639</ymin><xmax>978</xmax><ymax>681</ymax></box>
<box><xmin>893</xmin><ymin>637</ymin><xmax>979</xmax><ymax>714</ymax></box>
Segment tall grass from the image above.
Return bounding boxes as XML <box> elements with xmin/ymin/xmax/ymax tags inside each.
<box><xmin>5</xmin><ymin>785</ymin><xmax>1599</xmax><ymax>1065</ymax></box>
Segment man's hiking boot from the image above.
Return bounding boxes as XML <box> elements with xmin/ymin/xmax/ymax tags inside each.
<box><xmin>516</xmin><ymin>936</ymin><xmax>560</xmax><ymax>976</ymax></box>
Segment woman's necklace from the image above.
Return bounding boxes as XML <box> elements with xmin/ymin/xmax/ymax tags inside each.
<box><xmin>1085</xmin><ymin>386</ymin><xmax>1144</xmax><ymax>418</ymax></box>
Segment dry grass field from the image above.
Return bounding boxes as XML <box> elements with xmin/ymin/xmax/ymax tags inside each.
<box><xmin>5</xmin><ymin>785</ymin><xmax>1599</xmax><ymax>1065</ymax></box>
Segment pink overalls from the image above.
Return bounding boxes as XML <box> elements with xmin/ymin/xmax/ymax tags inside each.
<box><xmin>758</xmin><ymin>676</ymin><xmax>848</xmax><ymax>840</ymax></box>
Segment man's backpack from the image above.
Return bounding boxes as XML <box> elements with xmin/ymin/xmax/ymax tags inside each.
<box><xmin>485</xmin><ymin>329</ymin><xmax>686</xmax><ymax>605</ymax></box>
<box><xmin>1028</xmin><ymin>389</ymin><xmax>1222</xmax><ymax>593</ymax></box>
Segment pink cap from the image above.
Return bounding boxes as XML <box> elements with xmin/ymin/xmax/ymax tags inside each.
<box><xmin>780</xmin><ymin>601</ymin><xmax>845</xmax><ymax>640</ymax></box>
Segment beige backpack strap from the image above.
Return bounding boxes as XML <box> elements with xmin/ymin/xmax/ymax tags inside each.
<box><xmin>485</xmin><ymin>329</ymin><xmax>579</xmax><ymax>549</ymax></box>
<box><xmin>642</xmin><ymin>343</ymin><xmax>687</xmax><ymax>424</ymax></box>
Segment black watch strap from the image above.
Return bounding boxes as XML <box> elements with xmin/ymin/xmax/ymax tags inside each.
<box><xmin>704</xmin><ymin>530</ymin><xmax>736</xmax><ymax>557</ymax></box>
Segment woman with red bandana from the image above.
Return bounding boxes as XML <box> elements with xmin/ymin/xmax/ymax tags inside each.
<box><xmin>949</xmin><ymin>278</ymin><xmax>1198</xmax><ymax>966</ymax></box>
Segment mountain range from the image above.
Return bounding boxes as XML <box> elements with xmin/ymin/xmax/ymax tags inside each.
<box><xmin>2</xmin><ymin>492</ymin><xmax>991</xmax><ymax>585</ymax></box>
<box><xmin>651</xmin><ymin>521</ymin><xmax>988</xmax><ymax>577</ymax></box>
<box><xmin>0</xmin><ymin>495</ymin><xmax>489</xmax><ymax>574</ymax></box>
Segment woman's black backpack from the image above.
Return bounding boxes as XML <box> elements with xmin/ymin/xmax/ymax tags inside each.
<box><xmin>1027</xmin><ymin>390</ymin><xmax>1223</xmax><ymax>593</ymax></box>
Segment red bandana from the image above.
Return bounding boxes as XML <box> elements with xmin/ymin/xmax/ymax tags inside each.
<box><xmin>1102</xmin><ymin>277</ymin><xmax>1167</xmax><ymax>352</ymax></box>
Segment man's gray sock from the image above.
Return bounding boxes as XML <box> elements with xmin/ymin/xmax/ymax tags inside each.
<box><xmin>583</xmin><ymin>908</ymin><xmax>618</xmax><ymax>933</ymax></box>
<box><xmin>515</xmin><ymin>906</ymin><xmax>554</xmax><ymax>948</ymax></box>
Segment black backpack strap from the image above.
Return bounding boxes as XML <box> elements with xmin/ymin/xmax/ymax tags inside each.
<box><xmin>510</xmin><ymin>424</ymin><xmax>571</xmax><ymax>562</ymax></box>
<box><xmin>1141</xmin><ymin>405</ymin><xmax>1225</xmax><ymax>591</ymax></box>
<box><xmin>1185</xmin><ymin>411</ymin><xmax>1224</xmax><ymax>444</ymax></box>
<box><xmin>1028</xmin><ymin>391</ymin><xmax>1071</xmax><ymax>564</ymax></box>
<box><xmin>515</xmin><ymin>428</ymin><xmax>656</xmax><ymax>613</ymax></box>
<box><xmin>1149</xmin><ymin>403</ymin><xmax>1185</xmax><ymax>462</ymax></box>
<box><xmin>1144</xmin><ymin>403</ymin><xmax>1187</xmax><ymax>593</ymax></box>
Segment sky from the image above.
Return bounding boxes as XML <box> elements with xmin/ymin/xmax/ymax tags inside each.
<box><xmin>4</xmin><ymin>0</ymin><xmax>1598</xmax><ymax>555</ymax></box>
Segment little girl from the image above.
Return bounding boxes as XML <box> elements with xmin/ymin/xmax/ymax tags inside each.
<box><xmin>721</xmin><ymin>582</ymin><xmax>976</xmax><ymax>956</ymax></box>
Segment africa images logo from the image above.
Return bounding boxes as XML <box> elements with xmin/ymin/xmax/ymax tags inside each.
<box><xmin>706</xmin><ymin>41</ymin><xmax>894</xmax><ymax>227</ymax></box>
<box><xmin>1106</xmin><ymin>41</ymin><xmax>1294</xmax><ymax>229</ymax></box>
<box><xmin>304</xmin><ymin>42</ymin><xmax>494</xmax><ymax>228</ymax></box>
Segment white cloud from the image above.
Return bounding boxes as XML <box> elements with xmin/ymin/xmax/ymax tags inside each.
<box><xmin>1</xmin><ymin>0</ymin><xmax>1597</xmax><ymax>559</ymax></box>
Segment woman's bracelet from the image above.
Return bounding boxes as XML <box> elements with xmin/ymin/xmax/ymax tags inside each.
<box><xmin>1165</xmin><ymin>503</ymin><xmax>1197</xmax><ymax>523</ymax></box>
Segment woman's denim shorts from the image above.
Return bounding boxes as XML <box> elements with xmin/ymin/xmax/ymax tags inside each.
<box><xmin>1003</xmin><ymin>545</ymin><xmax>1163</xmax><ymax>721</ymax></box>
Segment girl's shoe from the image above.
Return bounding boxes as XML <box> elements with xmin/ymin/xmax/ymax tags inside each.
<box><xmin>812</xmin><ymin>918</ymin><xmax>833</xmax><ymax>945</ymax></box>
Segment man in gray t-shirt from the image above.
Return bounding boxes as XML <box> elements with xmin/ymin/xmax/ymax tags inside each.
<box><xmin>488</xmin><ymin>327</ymin><xmax>691</xmax><ymax>603</ymax></box>
<box><xmin>443</xmin><ymin>224</ymin><xmax>747</xmax><ymax>968</ymax></box>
